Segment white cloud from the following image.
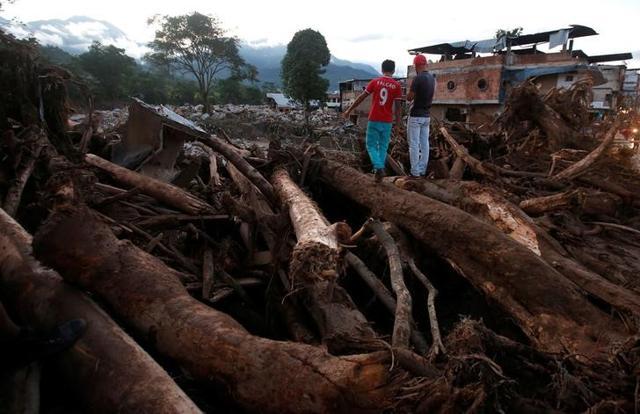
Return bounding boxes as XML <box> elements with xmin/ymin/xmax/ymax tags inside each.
<box><xmin>33</xmin><ymin>30</ymin><xmax>63</xmax><ymax>46</ymax></box>
<box><xmin>65</xmin><ymin>21</ymin><xmax>108</xmax><ymax>38</ymax></box>
<box><xmin>39</xmin><ymin>23</ymin><xmax>64</xmax><ymax>34</ymax></box>
<box><xmin>2</xmin><ymin>0</ymin><xmax>638</xmax><ymax>69</ymax></box>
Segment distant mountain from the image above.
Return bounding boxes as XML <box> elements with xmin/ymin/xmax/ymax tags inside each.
<box><xmin>239</xmin><ymin>43</ymin><xmax>378</xmax><ymax>90</ymax></box>
<box><xmin>1</xmin><ymin>15</ymin><xmax>147</xmax><ymax>56</ymax></box>
<box><xmin>0</xmin><ymin>15</ymin><xmax>379</xmax><ymax>90</ymax></box>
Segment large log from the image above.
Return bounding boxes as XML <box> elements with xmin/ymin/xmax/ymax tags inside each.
<box><xmin>0</xmin><ymin>208</ymin><xmax>200</xmax><ymax>414</ymax></box>
<box><xmin>33</xmin><ymin>205</ymin><xmax>397</xmax><ymax>413</ymax></box>
<box><xmin>271</xmin><ymin>168</ymin><xmax>378</xmax><ymax>353</ymax></box>
<box><xmin>84</xmin><ymin>153</ymin><xmax>214</xmax><ymax>215</ymax></box>
<box><xmin>551</xmin><ymin>119</ymin><xmax>622</xmax><ymax>181</ymax></box>
<box><xmin>396</xmin><ymin>178</ymin><xmax>640</xmax><ymax>317</ymax></box>
<box><xmin>519</xmin><ymin>189</ymin><xmax>581</xmax><ymax>215</ymax></box>
<box><xmin>317</xmin><ymin>159</ymin><xmax>625</xmax><ymax>358</ymax></box>
<box><xmin>272</xmin><ymin>168</ymin><xmax>342</xmax><ymax>283</ymax></box>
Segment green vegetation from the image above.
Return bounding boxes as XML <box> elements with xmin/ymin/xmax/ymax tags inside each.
<box><xmin>281</xmin><ymin>28</ymin><xmax>330</xmax><ymax>113</ymax></box>
<box><xmin>35</xmin><ymin>41</ymin><xmax>265</xmax><ymax>109</ymax></box>
<box><xmin>495</xmin><ymin>27</ymin><xmax>523</xmax><ymax>39</ymax></box>
<box><xmin>146</xmin><ymin>12</ymin><xmax>256</xmax><ymax>112</ymax></box>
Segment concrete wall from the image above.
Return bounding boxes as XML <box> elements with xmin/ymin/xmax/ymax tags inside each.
<box><xmin>591</xmin><ymin>65</ymin><xmax>625</xmax><ymax>110</ymax></box>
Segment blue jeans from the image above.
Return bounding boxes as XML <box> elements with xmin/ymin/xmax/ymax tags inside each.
<box><xmin>408</xmin><ymin>116</ymin><xmax>431</xmax><ymax>176</ymax></box>
<box><xmin>365</xmin><ymin>121</ymin><xmax>392</xmax><ymax>170</ymax></box>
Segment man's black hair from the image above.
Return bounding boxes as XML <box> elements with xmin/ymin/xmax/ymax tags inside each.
<box><xmin>381</xmin><ymin>59</ymin><xmax>395</xmax><ymax>73</ymax></box>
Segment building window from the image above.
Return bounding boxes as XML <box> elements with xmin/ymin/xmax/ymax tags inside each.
<box><xmin>446</xmin><ymin>80</ymin><xmax>456</xmax><ymax>91</ymax></box>
<box><xmin>565</xmin><ymin>75</ymin><xmax>574</xmax><ymax>82</ymax></box>
<box><xmin>477</xmin><ymin>79</ymin><xmax>488</xmax><ymax>91</ymax></box>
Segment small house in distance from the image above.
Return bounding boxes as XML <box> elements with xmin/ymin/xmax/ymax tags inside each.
<box><xmin>266</xmin><ymin>93</ymin><xmax>298</xmax><ymax>111</ymax></box>
<box><xmin>326</xmin><ymin>92</ymin><xmax>340</xmax><ymax>111</ymax></box>
<box><xmin>407</xmin><ymin>25</ymin><xmax>633</xmax><ymax>125</ymax></box>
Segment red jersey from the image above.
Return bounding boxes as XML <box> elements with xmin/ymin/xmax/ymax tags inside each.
<box><xmin>365</xmin><ymin>76</ymin><xmax>402</xmax><ymax>123</ymax></box>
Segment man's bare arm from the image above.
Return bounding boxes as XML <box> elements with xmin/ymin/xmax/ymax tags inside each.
<box><xmin>394</xmin><ymin>98</ymin><xmax>403</xmax><ymax>126</ymax></box>
<box><xmin>342</xmin><ymin>91</ymin><xmax>370</xmax><ymax>119</ymax></box>
<box><xmin>406</xmin><ymin>78</ymin><xmax>415</xmax><ymax>102</ymax></box>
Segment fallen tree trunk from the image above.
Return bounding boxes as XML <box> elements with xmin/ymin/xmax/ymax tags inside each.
<box><xmin>0</xmin><ymin>208</ymin><xmax>200</xmax><ymax>414</ymax></box>
<box><xmin>199</xmin><ymin>136</ymin><xmax>277</xmax><ymax>205</ymax></box>
<box><xmin>395</xmin><ymin>178</ymin><xmax>640</xmax><ymax>317</ymax></box>
<box><xmin>84</xmin><ymin>153</ymin><xmax>214</xmax><ymax>215</ymax></box>
<box><xmin>33</xmin><ymin>205</ymin><xmax>398</xmax><ymax>413</ymax></box>
<box><xmin>366</xmin><ymin>220</ymin><xmax>411</xmax><ymax>349</ymax></box>
<box><xmin>272</xmin><ymin>168</ymin><xmax>342</xmax><ymax>283</ymax></box>
<box><xmin>382</xmin><ymin>223</ymin><xmax>446</xmax><ymax>357</ymax></box>
<box><xmin>3</xmin><ymin>138</ymin><xmax>43</xmax><ymax>217</ymax></box>
<box><xmin>552</xmin><ymin>120</ymin><xmax>622</xmax><ymax>181</ymax></box>
<box><xmin>519</xmin><ymin>190</ymin><xmax>582</xmax><ymax>215</ymax></box>
<box><xmin>317</xmin><ymin>159</ymin><xmax>625</xmax><ymax>358</ymax></box>
<box><xmin>345</xmin><ymin>252</ymin><xmax>429</xmax><ymax>354</ymax></box>
<box><xmin>271</xmin><ymin>168</ymin><xmax>378</xmax><ymax>353</ymax></box>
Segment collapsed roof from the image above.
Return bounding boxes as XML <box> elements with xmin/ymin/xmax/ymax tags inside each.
<box><xmin>408</xmin><ymin>25</ymin><xmax>597</xmax><ymax>55</ymax></box>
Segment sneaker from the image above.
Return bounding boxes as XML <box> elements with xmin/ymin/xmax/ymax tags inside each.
<box><xmin>375</xmin><ymin>169</ymin><xmax>385</xmax><ymax>183</ymax></box>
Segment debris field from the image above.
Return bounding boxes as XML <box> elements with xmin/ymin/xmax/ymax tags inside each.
<box><xmin>2</xmin><ymin>30</ymin><xmax>640</xmax><ymax>413</ymax></box>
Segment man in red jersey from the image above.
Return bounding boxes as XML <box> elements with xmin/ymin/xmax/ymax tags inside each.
<box><xmin>343</xmin><ymin>60</ymin><xmax>403</xmax><ymax>182</ymax></box>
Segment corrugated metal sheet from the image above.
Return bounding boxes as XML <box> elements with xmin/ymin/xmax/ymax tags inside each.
<box><xmin>266</xmin><ymin>93</ymin><xmax>297</xmax><ymax>109</ymax></box>
<box><xmin>409</xmin><ymin>25</ymin><xmax>597</xmax><ymax>55</ymax></box>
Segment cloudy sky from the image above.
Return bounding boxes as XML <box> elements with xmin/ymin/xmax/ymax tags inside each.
<box><xmin>2</xmin><ymin>0</ymin><xmax>639</xmax><ymax>72</ymax></box>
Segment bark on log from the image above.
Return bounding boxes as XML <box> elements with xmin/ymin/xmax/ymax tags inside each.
<box><xmin>520</xmin><ymin>189</ymin><xmax>621</xmax><ymax>217</ymax></box>
<box><xmin>552</xmin><ymin>120</ymin><xmax>622</xmax><ymax>181</ymax></box>
<box><xmin>395</xmin><ymin>178</ymin><xmax>640</xmax><ymax>317</ymax></box>
<box><xmin>381</xmin><ymin>224</ymin><xmax>446</xmax><ymax>357</ymax></box>
<box><xmin>440</xmin><ymin>128</ymin><xmax>546</xmax><ymax>179</ymax></box>
<box><xmin>199</xmin><ymin>136</ymin><xmax>277</xmax><ymax>205</ymax></box>
<box><xmin>3</xmin><ymin>138</ymin><xmax>43</xmax><ymax>217</ymax></box>
<box><xmin>85</xmin><ymin>154</ymin><xmax>214</xmax><ymax>215</ymax></box>
<box><xmin>440</xmin><ymin>128</ymin><xmax>497</xmax><ymax>178</ymax></box>
<box><xmin>449</xmin><ymin>156</ymin><xmax>466</xmax><ymax>180</ymax></box>
<box><xmin>33</xmin><ymin>206</ymin><xmax>397</xmax><ymax>413</ymax></box>
<box><xmin>367</xmin><ymin>220</ymin><xmax>412</xmax><ymax>349</ymax></box>
<box><xmin>519</xmin><ymin>190</ymin><xmax>582</xmax><ymax>215</ymax></box>
<box><xmin>0</xmin><ymin>208</ymin><xmax>200</xmax><ymax>414</ymax></box>
<box><xmin>317</xmin><ymin>159</ymin><xmax>625</xmax><ymax>358</ymax></box>
<box><xmin>345</xmin><ymin>252</ymin><xmax>429</xmax><ymax>354</ymax></box>
<box><xmin>271</xmin><ymin>168</ymin><xmax>378</xmax><ymax>353</ymax></box>
<box><xmin>272</xmin><ymin>168</ymin><xmax>340</xmax><ymax>283</ymax></box>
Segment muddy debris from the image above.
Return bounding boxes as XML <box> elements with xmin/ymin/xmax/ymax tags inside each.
<box><xmin>2</xmin><ymin>30</ymin><xmax>640</xmax><ymax>413</ymax></box>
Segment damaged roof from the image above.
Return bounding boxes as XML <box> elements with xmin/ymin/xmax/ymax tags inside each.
<box><xmin>132</xmin><ymin>97</ymin><xmax>206</xmax><ymax>136</ymax></box>
<box><xmin>266</xmin><ymin>93</ymin><xmax>298</xmax><ymax>109</ymax></box>
<box><xmin>409</xmin><ymin>25</ymin><xmax>597</xmax><ymax>55</ymax></box>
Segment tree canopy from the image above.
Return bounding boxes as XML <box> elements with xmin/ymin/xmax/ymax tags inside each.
<box><xmin>281</xmin><ymin>29</ymin><xmax>330</xmax><ymax>111</ymax></box>
<box><xmin>146</xmin><ymin>12</ymin><xmax>249</xmax><ymax>111</ymax></box>
<box><xmin>78</xmin><ymin>41</ymin><xmax>136</xmax><ymax>102</ymax></box>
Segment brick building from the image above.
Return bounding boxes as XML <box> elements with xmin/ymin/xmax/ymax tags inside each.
<box><xmin>407</xmin><ymin>25</ymin><xmax>632</xmax><ymax>125</ymax></box>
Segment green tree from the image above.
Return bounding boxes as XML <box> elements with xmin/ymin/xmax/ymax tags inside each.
<box><xmin>146</xmin><ymin>12</ymin><xmax>247</xmax><ymax>112</ymax></box>
<box><xmin>281</xmin><ymin>29</ymin><xmax>330</xmax><ymax>119</ymax></box>
<box><xmin>78</xmin><ymin>41</ymin><xmax>136</xmax><ymax>102</ymax></box>
<box><xmin>495</xmin><ymin>27</ymin><xmax>523</xmax><ymax>40</ymax></box>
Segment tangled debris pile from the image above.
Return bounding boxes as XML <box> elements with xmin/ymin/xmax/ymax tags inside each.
<box><xmin>2</xmin><ymin>31</ymin><xmax>640</xmax><ymax>413</ymax></box>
